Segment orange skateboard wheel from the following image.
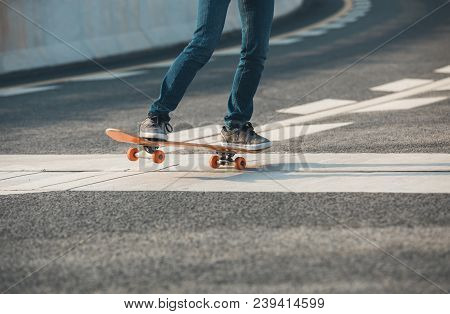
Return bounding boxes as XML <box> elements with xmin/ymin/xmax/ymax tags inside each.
<box><xmin>127</xmin><ymin>147</ymin><xmax>139</xmax><ymax>161</ymax></box>
<box><xmin>234</xmin><ymin>157</ymin><xmax>246</xmax><ymax>170</ymax></box>
<box><xmin>153</xmin><ymin>150</ymin><xmax>165</xmax><ymax>164</ymax></box>
<box><xmin>209</xmin><ymin>155</ymin><xmax>220</xmax><ymax>169</ymax></box>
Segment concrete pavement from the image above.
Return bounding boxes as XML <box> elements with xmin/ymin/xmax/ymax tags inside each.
<box><xmin>0</xmin><ymin>153</ymin><xmax>449</xmax><ymax>195</ymax></box>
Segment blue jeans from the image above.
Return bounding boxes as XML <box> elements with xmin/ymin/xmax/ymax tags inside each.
<box><xmin>149</xmin><ymin>0</ymin><xmax>274</xmax><ymax>129</ymax></box>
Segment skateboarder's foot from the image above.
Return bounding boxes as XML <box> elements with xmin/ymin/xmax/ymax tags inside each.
<box><xmin>221</xmin><ymin>122</ymin><xmax>272</xmax><ymax>150</ymax></box>
<box><xmin>139</xmin><ymin>116</ymin><xmax>173</xmax><ymax>140</ymax></box>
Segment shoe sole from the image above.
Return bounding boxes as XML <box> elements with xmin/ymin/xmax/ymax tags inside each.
<box><xmin>140</xmin><ymin>132</ymin><xmax>168</xmax><ymax>141</ymax></box>
<box><xmin>221</xmin><ymin>141</ymin><xmax>272</xmax><ymax>151</ymax></box>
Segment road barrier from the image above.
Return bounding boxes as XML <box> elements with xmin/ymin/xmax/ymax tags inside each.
<box><xmin>0</xmin><ymin>0</ymin><xmax>303</xmax><ymax>75</ymax></box>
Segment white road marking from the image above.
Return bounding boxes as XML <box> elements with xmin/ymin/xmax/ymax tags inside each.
<box><xmin>260</xmin><ymin>77</ymin><xmax>450</xmax><ymax>132</ymax></box>
<box><xmin>280</xmin><ymin>0</ymin><xmax>356</xmax><ymax>39</ymax></box>
<box><xmin>296</xmin><ymin>29</ymin><xmax>327</xmax><ymax>37</ymax></box>
<box><xmin>0</xmin><ymin>85</ymin><xmax>58</xmax><ymax>97</ymax></box>
<box><xmin>320</xmin><ymin>22</ymin><xmax>346</xmax><ymax>30</ymax></box>
<box><xmin>354</xmin><ymin>97</ymin><xmax>448</xmax><ymax>113</ymax></box>
<box><xmin>0</xmin><ymin>154</ymin><xmax>448</xmax><ymax>194</ymax></box>
<box><xmin>277</xmin><ymin>99</ymin><xmax>356</xmax><ymax>115</ymax></box>
<box><xmin>339</xmin><ymin>16</ymin><xmax>359</xmax><ymax>23</ymax></box>
<box><xmin>434</xmin><ymin>65</ymin><xmax>450</xmax><ymax>74</ymax></box>
<box><xmin>67</xmin><ymin>70</ymin><xmax>147</xmax><ymax>82</ymax></box>
<box><xmin>269</xmin><ymin>38</ymin><xmax>302</xmax><ymax>45</ymax></box>
<box><xmin>143</xmin><ymin>60</ymin><xmax>174</xmax><ymax>69</ymax></box>
<box><xmin>348</xmin><ymin>10</ymin><xmax>368</xmax><ymax>17</ymax></box>
<box><xmin>432</xmin><ymin>83</ymin><xmax>450</xmax><ymax>91</ymax></box>
<box><xmin>370</xmin><ymin>79</ymin><xmax>433</xmax><ymax>92</ymax></box>
<box><xmin>213</xmin><ymin>47</ymin><xmax>241</xmax><ymax>57</ymax></box>
<box><xmin>260</xmin><ymin>123</ymin><xmax>353</xmax><ymax>141</ymax></box>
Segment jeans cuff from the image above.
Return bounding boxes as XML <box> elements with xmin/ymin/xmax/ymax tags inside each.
<box><xmin>224</xmin><ymin>120</ymin><xmax>247</xmax><ymax>130</ymax></box>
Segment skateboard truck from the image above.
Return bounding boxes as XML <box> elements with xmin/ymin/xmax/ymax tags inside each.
<box><xmin>219</xmin><ymin>152</ymin><xmax>235</xmax><ymax>164</ymax></box>
<box><xmin>127</xmin><ymin>142</ymin><xmax>165</xmax><ymax>164</ymax></box>
<box><xmin>209</xmin><ymin>152</ymin><xmax>246</xmax><ymax>170</ymax></box>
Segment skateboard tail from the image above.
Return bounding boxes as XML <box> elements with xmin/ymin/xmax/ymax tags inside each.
<box><xmin>105</xmin><ymin>128</ymin><xmax>141</xmax><ymax>144</ymax></box>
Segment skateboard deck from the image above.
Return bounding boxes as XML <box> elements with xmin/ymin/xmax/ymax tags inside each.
<box><xmin>105</xmin><ymin>128</ymin><xmax>269</xmax><ymax>170</ymax></box>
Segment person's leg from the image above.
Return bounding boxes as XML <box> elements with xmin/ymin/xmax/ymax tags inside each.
<box><xmin>224</xmin><ymin>0</ymin><xmax>274</xmax><ymax>129</ymax></box>
<box><xmin>149</xmin><ymin>0</ymin><xmax>231</xmax><ymax>122</ymax></box>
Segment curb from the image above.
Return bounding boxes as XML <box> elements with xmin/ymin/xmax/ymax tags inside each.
<box><xmin>0</xmin><ymin>0</ymin><xmax>329</xmax><ymax>87</ymax></box>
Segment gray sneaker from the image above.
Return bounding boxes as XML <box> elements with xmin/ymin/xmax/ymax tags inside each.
<box><xmin>221</xmin><ymin>122</ymin><xmax>272</xmax><ymax>150</ymax></box>
<box><xmin>139</xmin><ymin>116</ymin><xmax>173</xmax><ymax>140</ymax></box>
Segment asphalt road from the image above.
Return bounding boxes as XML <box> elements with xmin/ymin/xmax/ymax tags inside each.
<box><xmin>0</xmin><ymin>0</ymin><xmax>449</xmax><ymax>293</ymax></box>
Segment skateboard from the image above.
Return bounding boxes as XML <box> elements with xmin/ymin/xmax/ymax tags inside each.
<box><xmin>105</xmin><ymin>128</ymin><xmax>269</xmax><ymax>170</ymax></box>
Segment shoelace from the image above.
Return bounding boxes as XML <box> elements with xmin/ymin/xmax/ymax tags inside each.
<box><xmin>150</xmin><ymin>116</ymin><xmax>173</xmax><ymax>133</ymax></box>
<box><xmin>241</xmin><ymin>122</ymin><xmax>256</xmax><ymax>136</ymax></box>
<box><xmin>163</xmin><ymin>122</ymin><xmax>173</xmax><ymax>133</ymax></box>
